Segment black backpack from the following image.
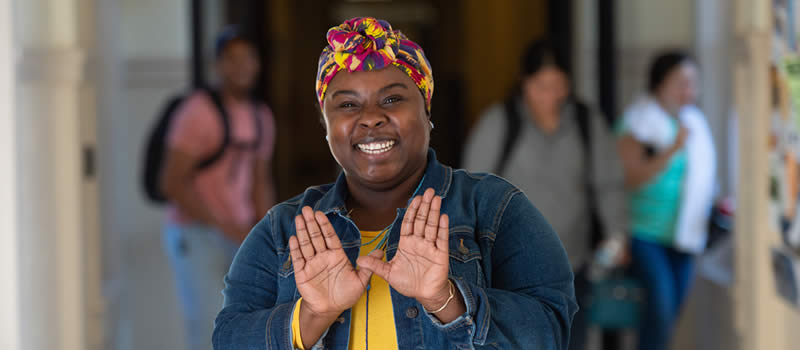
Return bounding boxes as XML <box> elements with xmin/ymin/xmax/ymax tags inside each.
<box><xmin>141</xmin><ymin>88</ymin><xmax>262</xmax><ymax>204</ymax></box>
<box><xmin>494</xmin><ymin>96</ymin><xmax>606</xmax><ymax>249</ymax></box>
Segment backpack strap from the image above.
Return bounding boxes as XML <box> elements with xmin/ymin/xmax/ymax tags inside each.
<box><xmin>494</xmin><ymin>96</ymin><xmax>523</xmax><ymax>176</ymax></box>
<box><xmin>250</xmin><ymin>99</ymin><xmax>263</xmax><ymax>150</ymax></box>
<box><xmin>141</xmin><ymin>93</ymin><xmax>188</xmax><ymax>204</ymax></box>
<box><xmin>195</xmin><ymin>88</ymin><xmax>232</xmax><ymax>170</ymax></box>
<box><xmin>574</xmin><ymin>101</ymin><xmax>591</xmax><ymax>152</ymax></box>
<box><xmin>573</xmin><ymin>100</ymin><xmax>606</xmax><ymax>249</ymax></box>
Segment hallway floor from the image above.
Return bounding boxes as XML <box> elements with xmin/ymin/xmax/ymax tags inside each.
<box><xmin>116</xmin><ymin>226</ymin><xmax>186</xmax><ymax>350</ymax></box>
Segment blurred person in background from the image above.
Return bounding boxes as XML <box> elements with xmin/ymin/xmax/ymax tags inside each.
<box><xmin>213</xmin><ymin>17</ymin><xmax>577</xmax><ymax>349</ymax></box>
<box><xmin>160</xmin><ymin>26</ymin><xmax>276</xmax><ymax>350</ymax></box>
<box><xmin>616</xmin><ymin>51</ymin><xmax>716</xmax><ymax>350</ymax></box>
<box><xmin>463</xmin><ymin>38</ymin><xmax>628</xmax><ymax>350</ymax></box>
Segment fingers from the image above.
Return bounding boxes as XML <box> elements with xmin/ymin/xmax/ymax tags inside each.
<box><xmin>315</xmin><ymin>210</ymin><xmax>342</xmax><ymax>250</ymax></box>
<box><xmin>288</xmin><ymin>235</ymin><xmax>306</xmax><ymax>271</ymax></box>
<box><xmin>294</xmin><ymin>214</ymin><xmax>316</xmax><ymax>258</ymax></box>
<box><xmin>401</xmin><ymin>195</ymin><xmax>421</xmax><ymax>236</ymax></box>
<box><xmin>424</xmin><ymin>195</ymin><xmax>441</xmax><ymax>242</ymax></box>
<box><xmin>357</xmin><ymin>249</ymin><xmax>391</xmax><ymax>281</ymax></box>
<box><xmin>436</xmin><ymin>214</ymin><xmax>449</xmax><ymax>252</ymax></box>
<box><xmin>402</xmin><ymin>188</ymin><xmax>446</xmax><ymax>243</ymax></box>
<box><xmin>302</xmin><ymin>206</ymin><xmax>327</xmax><ymax>253</ymax></box>
<box><xmin>414</xmin><ymin>188</ymin><xmax>435</xmax><ymax>238</ymax></box>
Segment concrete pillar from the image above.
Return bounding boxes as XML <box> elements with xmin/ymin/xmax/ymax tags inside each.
<box><xmin>0</xmin><ymin>0</ymin><xmax>20</xmax><ymax>349</ymax></box>
<box><xmin>0</xmin><ymin>0</ymin><xmax>103</xmax><ymax>349</ymax></box>
<box><xmin>733</xmin><ymin>1</ymin><xmax>800</xmax><ymax>349</ymax></box>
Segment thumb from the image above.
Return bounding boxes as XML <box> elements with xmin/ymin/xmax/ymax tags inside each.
<box><xmin>355</xmin><ymin>250</ymin><xmax>385</xmax><ymax>286</ymax></box>
<box><xmin>357</xmin><ymin>250</ymin><xmax>391</xmax><ymax>281</ymax></box>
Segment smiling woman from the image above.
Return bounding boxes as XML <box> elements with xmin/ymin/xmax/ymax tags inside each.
<box><xmin>212</xmin><ymin>17</ymin><xmax>577</xmax><ymax>350</ymax></box>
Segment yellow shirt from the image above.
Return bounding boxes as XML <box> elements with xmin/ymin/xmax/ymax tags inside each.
<box><xmin>291</xmin><ymin>230</ymin><xmax>398</xmax><ymax>349</ymax></box>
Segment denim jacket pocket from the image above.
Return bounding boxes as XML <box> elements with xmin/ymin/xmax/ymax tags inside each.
<box><xmin>448</xmin><ymin>227</ymin><xmax>486</xmax><ymax>288</ymax></box>
<box><xmin>276</xmin><ymin>252</ymin><xmax>299</xmax><ymax>302</ymax></box>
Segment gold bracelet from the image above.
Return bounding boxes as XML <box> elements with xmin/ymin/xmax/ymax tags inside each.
<box><xmin>424</xmin><ymin>279</ymin><xmax>455</xmax><ymax>314</ymax></box>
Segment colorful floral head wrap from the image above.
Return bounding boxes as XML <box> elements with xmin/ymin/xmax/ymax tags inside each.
<box><xmin>316</xmin><ymin>17</ymin><xmax>434</xmax><ymax>113</ymax></box>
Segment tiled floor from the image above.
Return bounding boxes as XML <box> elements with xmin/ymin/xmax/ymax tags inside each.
<box><xmin>114</xmin><ymin>227</ymin><xmax>185</xmax><ymax>350</ymax></box>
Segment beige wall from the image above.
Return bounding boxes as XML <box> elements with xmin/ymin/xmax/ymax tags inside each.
<box><xmin>97</xmin><ymin>0</ymin><xmax>189</xmax><ymax>281</ymax></box>
<box><xmin>102</xmin><ymin>1</ymin><xmax>190</xmax><ymax>349</ymax></box>
<box><xmin>573</xmin><ymin>0</ymin><xmax>597</xmax><ymax>108</ymax></box>
<box><xmin>119</xmin><ymin>0</ymin><xmax>188</xmax><ymax>57</ymax></box>
<box><xmin>616</xmin><ymin>0</ymin><xmax>694</xmax><ymax>111</ymax></box>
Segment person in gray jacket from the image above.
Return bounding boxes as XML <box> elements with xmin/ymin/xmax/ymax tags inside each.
<box><xmin>463</xmin><ymin>38</ymin><xmax>628</xmax><ymax>350</ymax></box>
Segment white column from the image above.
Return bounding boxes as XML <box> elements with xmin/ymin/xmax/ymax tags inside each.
<box><xmin>10</xmin><ymin>0</ymin><xmax>102</xmax><ymax>349</ymax></box>
<box><xmin>0</xmin><ymin>0</ymin><xmax>20</xmax><ymax>348</ymax></box>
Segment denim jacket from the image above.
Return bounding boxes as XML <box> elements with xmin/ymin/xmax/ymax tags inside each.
<box><xmin>213</xmin><ymin>149</ymin><xmax>577</xmax><ymax>349</ymax></box>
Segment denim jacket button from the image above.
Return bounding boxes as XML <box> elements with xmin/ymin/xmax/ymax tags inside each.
<box><xmin>405</xmin><ymin>306</ymin><xmax>419</xmax><ymax>318</ymax></box>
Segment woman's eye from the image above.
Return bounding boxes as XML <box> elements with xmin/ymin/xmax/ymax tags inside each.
<box><xmin>339</xmin><ymin>102</ymin><xmax>357</xmax><ymax>109</ymax></box>
<box><xmin>383</xmin><ymin>96</ymin><xmax>402</xmax><ymax>104</ymax></box>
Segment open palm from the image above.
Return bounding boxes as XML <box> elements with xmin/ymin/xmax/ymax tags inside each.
<box><xmin>289</xmin><ymin>207</ymin><xmax>376</xmax><ymax>316</ymax></box>
<box><xmin>357</xmin><ymin>188</ymin><xmax>451</xmax><ymax>304</ymax></box>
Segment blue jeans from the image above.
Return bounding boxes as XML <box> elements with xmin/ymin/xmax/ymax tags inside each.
<box><xmin>163</xmin><ymin>222</ymin><xmax>239</xmax><ymax>350</ymax></box>
<box><xmin>631</xmin><ymin>237</ymin><xmax>694</xmax><ymax>350</ymax></box>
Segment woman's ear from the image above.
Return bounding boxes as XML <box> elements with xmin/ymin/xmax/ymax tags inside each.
<box><xmin>317</xmin><ymin>106</ymin><xmax>327</xmax><ymax>131</ymax></box>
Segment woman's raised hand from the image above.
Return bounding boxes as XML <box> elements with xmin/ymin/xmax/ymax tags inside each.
<box><xmin>289</xmin><ymin>206</ymin><xmax>380</xmax><ymax>317</ymax></box>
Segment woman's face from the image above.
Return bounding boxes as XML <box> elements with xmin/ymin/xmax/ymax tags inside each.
<box><xmin>655</xmin><ymin>62</ymin><xmax>698</xmax><ymax>112</ymax></box>
<box><xmin>322</xmin><ymin>66</ymin><xmax>430</xmax><ymax>191</ymax></box>
<box><xmin>521</xmin><ymin>66</ymin><xmax>570</xmax><ymax>116</ymax></box>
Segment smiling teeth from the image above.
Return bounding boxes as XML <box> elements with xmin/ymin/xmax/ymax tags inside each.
<box><xmin>357</xmin><ymin>140</ymin><xmax>395</xmax><ymax>154</ymax></box>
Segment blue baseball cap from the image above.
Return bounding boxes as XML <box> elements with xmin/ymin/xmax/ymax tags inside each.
<box><xmin>214</xmin><ymin>25</ymin><xmax>252</xmax><ymax>58</ymax></box>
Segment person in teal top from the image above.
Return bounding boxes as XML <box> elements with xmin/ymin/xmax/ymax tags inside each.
<box><xmin>617</xmin><ymin>117</ymin><xmax>687</xmax><ymax>245</ymax></box>
<box><xmin>616</xmin><ymin>51</ymin><xmax>701</xmax><ymax>350</ymax></box>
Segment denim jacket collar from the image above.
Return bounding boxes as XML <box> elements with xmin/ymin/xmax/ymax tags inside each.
<box><xmin>312</xmin><ymin>148</ymin><xmax>452</xmax><ymax>215</ymax></box>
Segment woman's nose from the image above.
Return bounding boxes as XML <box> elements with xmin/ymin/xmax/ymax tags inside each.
<box><xmin>358</xmin><ymin>106</ymin><xmax>388</xmax><ymax>128</ymax></box>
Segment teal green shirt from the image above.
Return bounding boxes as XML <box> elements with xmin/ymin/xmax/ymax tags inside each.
<box><xmin>616</xmin><ymin>118</ymin><xmax>686</xmax><ymax>244</ymax></box>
